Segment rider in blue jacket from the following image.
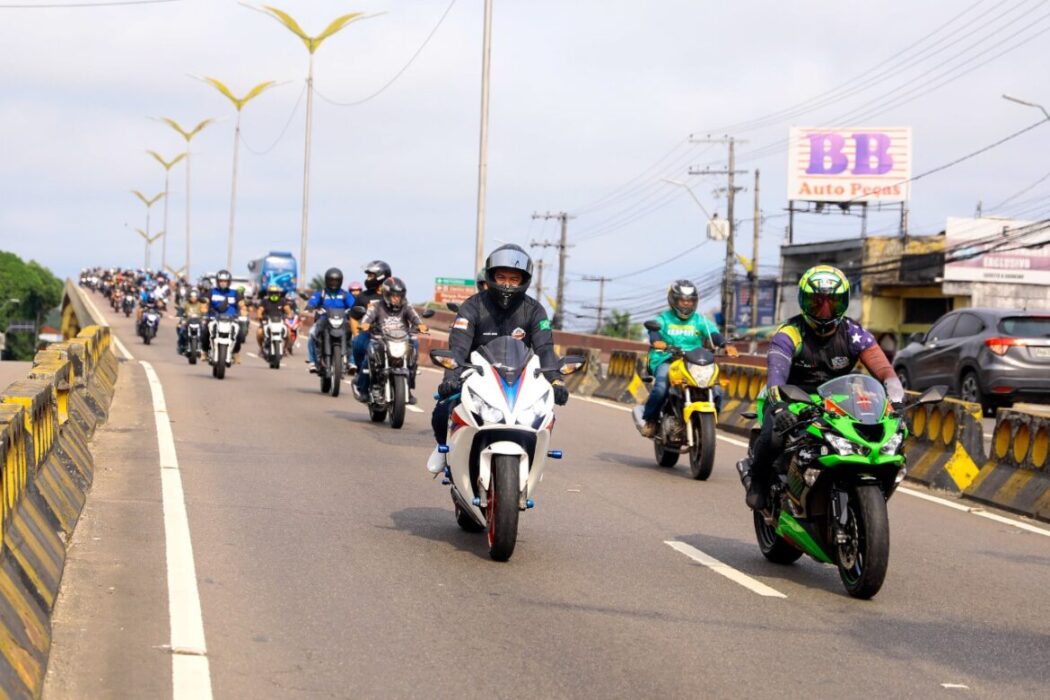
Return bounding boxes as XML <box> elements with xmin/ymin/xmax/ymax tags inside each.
<box><xmin>204</xmin><ymin>269</ymin><xmax>247</xmax><ymax>363</ymax></box>
<box><xmin>306</xmin><ymin>267</ymin><xmax>356</xmax><ymax>372</ymax></box>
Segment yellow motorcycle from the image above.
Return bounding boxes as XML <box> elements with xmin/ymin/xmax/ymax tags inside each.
<box><xmin>639</xmin><ymin>321</ymin><xmax>721</xmax><ymax>480</ymax></box>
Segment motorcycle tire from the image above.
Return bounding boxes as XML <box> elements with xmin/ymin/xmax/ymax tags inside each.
<box><xmin>215</xmin><ymin>346</ymin><xmax>227</xmax><ymax>380</ymax></box>
<box><xmin>330</xmin><ymin>355</ymin><xmax>342</xmax><ymax>397</ymax></box>
<box><xmin>754</xmin><ymin>510</ymin><xmax>803</xmax><ymax>565</ymax></box>
<box><xmin>270</xmin><ymin>346</ymin><xmax>281</xmax><ymax>370</ymax></box>
<box><xmin>487</xmin><ymin>454</ymin><xmax>521</xmax><ymax>562</ymax></box>
<box><xmin>389</xmin><ymin>377</ymin><xmax>407</xmax><ymax>429</ymax></box>
<box><xmin>188</xmin><ymin>342</ymin><xmax>198</xmax><ymax>365</ymax></box>
<box><xmin>143</xmin><ymin>333</ymin><xmax>152</xmax><ymax>346</ymax></box>
<box><xmin>454</xmin><ymin>497</ymin><xmax>484</xmax><ymax>533</ymax></box>
<box><xmin>368</xmin><ymin>402</ymin><xmax>387</xmax><ymax>422</ymax></box>
<box><xmin>837</xmin><ymin>485</ymin><xmax>890</xmax><ymax>599</ymax></box>
<box><xmin>688</xmin><ymin>413</ymin><xmax>716</xmax><ymax>480</ymax></box>
<box><xmin>654</xmin><ymin>438</ymin><xmax>679</xmax><ymax>468</ymax></box>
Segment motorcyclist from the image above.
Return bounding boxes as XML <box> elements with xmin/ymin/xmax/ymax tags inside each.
<box><xmin>475</xmin><ymin>268</ymin><xmax>487</xmax><ymax>292</ymax></box>
<box><xmin>744</xmin><ymin>265</ymin><xmax>904</xmax><ymax>510</ymax></box>
<box><xmin>353</xmin><ymin>277</ymin><xmax>428</xmax><ymax>403</ymax></box>
<box><xmin>256</xmin><ymin>283</ymin><xmax>294</xmax><ymax>352</ymax></box>
<box><xmin>305</xmin><ymin>267</ymin><xmax>356</xmax><ymax>373</ymax></box>
<box><xmin>203</xmin><ymin>269</ymin><xmax>248</xmax><ymax>364</ymax></box>
<box><xmin>348</xmin><ymin>280</ymin><xmax>364</xmax><ymax>299</ymax></box>
<box><xmin>176</xmin><ymin>288</ymin><xmax>203</xmax><ymax>355</ymax></box>
<box><xmin>633</xmin><ymin>280</ymin><xmax>738</xmax><ymax>438</ymax></box>
<box><xmin>427</xmin><ymin>244</ymin><xmax>568</xmax><ymax>474</ymax></box>
<box><xmin>351</xmin><ymin>260</ymin><xmax>392</xmax><ymax>376</ymax></box>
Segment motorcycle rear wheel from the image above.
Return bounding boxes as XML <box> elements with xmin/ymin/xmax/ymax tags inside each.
<box><xmin>688</xmin><ymin>413</ymin><xmax>716</xmax><ymax>480</ymax></box>
<box><xmin>754</xmin><ymin>510</ymin><xmax>803</xmax><ymax>564</ymax></box>
<box><xmin>368</xmin><ymin>402</ymin><xmax>387</xmax><ymax>422</ymax></box>
<box><xmin>389</xmin><ymin>377</ymin><xmax>406</xmax><ymax>429</ymax></box>
<box><xmin>454</xmin><ymin>496</ymin><xmax>484</xmax><ymax>533</ymax></box>
<box><xmin>487</xmin><ymin>454</ymin><xmax>520</xmax><ymax>562</ymax></box>
<box><xmin>654</xmin><ymin>438</ymin><xmax>679</xmax><ymax>468</ymax></box>
<box><xmin>837</xmin><ymin>485</ymin><xmax>890</xmax><ymax>599</ymax></box>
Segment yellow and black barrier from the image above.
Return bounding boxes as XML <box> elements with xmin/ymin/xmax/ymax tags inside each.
<box><xmin>963</xmin><ymin>407</ymin><xmax>1050</xmax><ymax>521</ymax></box>
<box><xmin>0</xmin><ymin>308</ymin><xmax>117</xmax><ymax>697</ymax></box>
<box><xmin>562</xmin><ymin>347</ymin><xmax>602</xmax><ymax>397</ymax></box>
<box><xmin>591</xmin><ymin>350</ymin><xmax>649</xmax><ymax>404</ymax></box>
<box><xmin>903</xmin><ymin>396</ymin><xmax>986</xmax><ymax>493</ymax></box>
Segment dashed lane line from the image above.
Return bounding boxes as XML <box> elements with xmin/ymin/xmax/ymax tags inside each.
<box><xmin>140</xmin><ymin>361</ymin><xmax>213</xmax><ymax>699</ymax></box>
<box><xmin>665</xmin><ymin>540</ymin><xmax>787</xmax><ymax>598</ymax></box>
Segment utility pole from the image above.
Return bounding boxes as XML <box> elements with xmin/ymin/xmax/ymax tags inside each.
<box><xmin>690</xmin><ymin>135</ymin><xmax>747</xmax><ymax>338</ymax></box>
<box><xmin>531</xmin><ymin>211</ymin><xmax>573</xmax><ymax>330</ymax></box>
<box><xmin>582</xmin><ymin>275</ymin><xmax>611</xmax><ymax>334</ymax></box>
<box><xmin>474</xmin><ymin>0</ymin><xmax>494</xmax><ymax>274</ymax></box>
<box><xmin>751</xmin><ymin>169</ymin><xmax>761</xmax><ymax>330</ymax></box>
<box><xmin>533</xmin><ymin>259</ymin><xmax>546</xmax><ymax>303</ymax></box>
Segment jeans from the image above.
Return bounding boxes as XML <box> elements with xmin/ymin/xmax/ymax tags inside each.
<box><xmin>352</xmin><ymin>331</ymin><xmax>370</xmax><ymax>369</ymax></box>
<box><xmin>308</xmin><ymin>323</ymin><xmax>320</xmax><ymax>364</ymax></box>
<box><xmin>432</xmin><ymin>397</ymin><xmax>459</xmax><ymax>444</ymax></box>
<box><xmin>641</xmin><ymin>361</ymin><xmax>672</xmax><ymax>421</ymax></box>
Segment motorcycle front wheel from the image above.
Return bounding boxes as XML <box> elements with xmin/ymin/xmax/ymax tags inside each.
<box><xmin>270</xmin><ymin>342</ymin><xmax>281</xmax><ymax>369</ymax></box>
<box><xmin>330</xmin><ymin>351</ymin><xmax>342</xmax><ymax>397</ymax></box>
<box><xmin>487</xmin><ymin>454</ymin><xmax>521</xmax><ymax>562</ymax></box>
<box><xmin>836</xmin><ymin>485</ymin><xmax>890</xmax><ymax>599</ymax></box>
<box><xmin>688</xmin><ymin>413</ymin><xmax>716</xmax><ymax>480</ymax></box>
<box><xmin>388</xmin><ymin>377</ymin><xmax>406</xmax><ymax>429</ymax></box>
<box><xmin>214</xmin><ymin>345</ymin><xmax>227</xmax><ymax>379</ymax></box>
<box><xmin>188</xmin><ymin>340</ymin><xmax>198</xmax><ymax>365</ymax></box>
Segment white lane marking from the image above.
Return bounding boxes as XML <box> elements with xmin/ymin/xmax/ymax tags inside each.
<box><xmin>898</xmin><ymin>487</ymin><xmax>1050</xmax><ymax>537</ymax></box>
<box><xmin>112</xmin><ymin>335</ymin><xmax>135</xmax><ymax>361</ymax></box>
<box><xmin>140</xmin><ymin>362</ymin><xmax>213</xmax><ymax>699</ymax></box>
<box><xmin>246</xmin><ymin>352</ymin><xmax>259</xmax><ymax>359</ymax></box>
<box><xmin>406</xmin><ymin>404</ymin><xmax>424</xmax><ymax>413</ymax></box>
<box><xmin>665</xmin><ymin>540</ymin><xmax>786</xmax><ymax>598</ymax></box>
<box><xmin>941</xmin><ymin>683</ymin><xmax>970</xmax><ymax>690</ymax></box>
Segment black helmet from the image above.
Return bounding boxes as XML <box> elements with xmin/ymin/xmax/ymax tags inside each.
<box><xmin>476</xmin><ymin>268</ymin><xmax>487</xmax><ymax>291</ymax></box>
<box><xmin>324</xmin><ymin>267</ymin><xmax>343</xmax><ymax>291</ymax></box>
<box><xmin>363</xmin><ymin>260</ymin><xmax>392</xmax><ymax>291</ymax></box>
<box><xmin>667</xmin><ymin>279</ymin><xmax>699</xmax><ymax>320</ymax></box>
<box><xmin>484</xmin><ymin>244</ymin><xmax>533</xmax><ymax>310</ymax></box>
<box><xmin>216</xmin><ymin>269</ymin><xmax>232</xmax><ymax>290</ymax></box>
<box><xmin>381</xmin><ymin>277</ymin><xmax>407</xmax><ymax>312</ymax></box>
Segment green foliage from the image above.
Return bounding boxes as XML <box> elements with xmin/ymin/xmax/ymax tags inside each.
<box><xmin>308</xmin><ymin>274</ymin><xmax>326</xmax><ymax>292</ymax></box>
<box><xmin>598</xmin><ymin>309</ymin><xmax>642</xmax><ymax>340</ymax></box>
<box><xmin>0</xmin><ymin>251</ymin><xmax>62</xmax><ymax>360</ymax></box>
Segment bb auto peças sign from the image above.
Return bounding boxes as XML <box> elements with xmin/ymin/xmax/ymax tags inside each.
<box><xmin>787</xmin><ymin>127</ymin><xmax>912</xmax><ymax>203</ymax></box>
<box><xmin>433</xmin><ymin>277</ymin><xmax>476</xmax><ymax>304</ymax></box>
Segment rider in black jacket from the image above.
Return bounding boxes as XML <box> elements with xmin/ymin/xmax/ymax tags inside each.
<box><xmin>427</xmin><ymin>244</ymin><xmax>569</xmax><ymax>473</ymax></box>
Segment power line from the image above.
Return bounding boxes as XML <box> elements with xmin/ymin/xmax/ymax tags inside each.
<box><xmin>240</xmin><ymin>82</ymin><xmax>307</xmax><ymax>156</ymax></box>
<box><xmin>314</xmin><ymin>0</ymin><xmax>458</xmax><ymax>108</ymax></box>
<box><xmin>0</xmin><ymin>0</ymin><xmax>179</xmax><ymax>6</ymax></box>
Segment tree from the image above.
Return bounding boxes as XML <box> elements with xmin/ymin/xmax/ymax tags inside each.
<box><xmin>0</xmin><ymin>251</ymin><xmax>62</xmax><ymax>360</ymax></box>
<box><xmin>598</xmin><ymin>309</ymin><xmax>642</xmax><ymax>340</ymax></box>
<box><xmin>308</xmin><ymin>273</ymin><xmax>326</xmax><ymax>292</ymax></box>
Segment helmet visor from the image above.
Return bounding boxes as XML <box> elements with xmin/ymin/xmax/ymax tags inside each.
<box><xmin>802</xmin><ymin>291</ymin><xmax>848</xmax><ymax>321</ymax></box>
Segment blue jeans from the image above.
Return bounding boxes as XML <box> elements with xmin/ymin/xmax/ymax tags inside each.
<box><xmin>352</xmin><ymin>331</ymin><xmax>370</xmax><ymax>368</ymax></box>
<box><xmin>307</xmin><ymin>324</ymin><xmax>319</xmax><ymax>364</ymax></box>
<box><xmin>642</xmin><ymin>361</ymin><xmax>671</xmax><ymax>421</ymax></box>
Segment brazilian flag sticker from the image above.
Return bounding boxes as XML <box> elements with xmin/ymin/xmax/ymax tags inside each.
<box><xmin>539</xmin><ymin>320</ymin><xmax>551</xmax><ymax>331</ymax></box>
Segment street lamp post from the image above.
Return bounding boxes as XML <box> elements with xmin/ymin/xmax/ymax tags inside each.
<box><xmin>247</xmin><ymin>4</ymin><xmax>372</xmax><ymax>291</ymax></box>
<box><xmin>147</xmin><ymin>150</ymin><xmax>186</xmax><ymax>272</ymax></box>
<box><xmin>131</xmin><ymin>190</ymin><xmax>164</xmax><ymax>269</ymax></box>
<box><xmin>199</xmin><ymin>77</ymin><xmax>278</xmax><ymax>271</ymax></box>
<box><xmin>155</xmin><ymin>118</ymin><xmax>214</xmax><ymax>280</ymax></box>
<box><xmin>135</xmin><ymin>229</ymin><xmax>164</xmax><ymax>269</ymax></box>
<box><xmin>475</xmin><ymin>0</ymin><xmax>493</xmax><ymax>274</ymax></box>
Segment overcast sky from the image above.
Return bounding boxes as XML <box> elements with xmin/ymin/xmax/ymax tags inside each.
<box><xmin>1</xmin><ymin>0</ymin><xmax>1049</xmax><ymax>328</ymax></box>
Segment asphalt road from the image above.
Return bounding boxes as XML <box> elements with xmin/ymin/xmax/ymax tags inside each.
<box><xmin>44</xmin><ymin>297</ymin><xmax>1050</xmax><ymax>699</ymax></box>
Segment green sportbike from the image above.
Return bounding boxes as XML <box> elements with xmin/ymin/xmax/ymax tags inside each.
<box><xmin>740</xmin><ymin>374</ymin><xmax>946</xmax><ymax>599</ymax></box>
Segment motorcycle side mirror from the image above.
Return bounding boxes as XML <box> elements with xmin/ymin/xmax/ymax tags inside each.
<box><xmin>558</xmin><ymin>355</ymin><xmax>586</xmax><ymax>376</ymax></box>
<box><xmin>421</xmin><ymin>309</ymin><xmax>436</xmax><ymax>319</ymax></box>
<box><xmin>643</xmin><ymin>320</ymin><xmax>661</xmax><ymax>332</ymax></box>
<box><xmin>446</xmin><ymin>302</ymin><xmax>460</xmax><ymax>313</ymax></box>
<box><xmin>779</xmin><ymin>384</ymin><xmax>814</xmax><ymax>404</ymax></box>
<box><xmin>350</xmin><ymin>305</ymin><xmax>368</xmax><ymax>321</ymax></box>
<box><xmin>917</xmin><ymin>384</ymin><xmax>948</xmax><ymax>404</ymax></box>
<box><xmin>430</xmin><ymin>349</ymin><xmax>459</xmax><ymax>370</ymax></box>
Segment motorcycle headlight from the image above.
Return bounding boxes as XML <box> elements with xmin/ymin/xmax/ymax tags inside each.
<box><xmin>689</xmin><ymin>363</ymin><xmax>716</xmax><ymax>386</ymax></box>
<box><xmin>468</xmin><ymin>388</ymin><xmax>505</xmax><ymax>424</ymax></box>
<box><xmin>388</xmin><ymin>340</ymin><xmax>408</xmax><ymax>359</ymax></box>
<box><xmin>826</xmin><ymin>434</ymin><xmax>859</xmax><ymax>456</ymax></box>
<box><xmin>516</xmin><ymin>390</ymin><xmax>551</xmax><ymax>427</ymax></box>
<box><xmin>329</xmin><ymin>317</ymin><xmax>344</xmax><ymax>327</ymax></box>
<box><xmin>881</xmin><ymin>432</ymin><xmax>904</xmax><ymax>455</ymax></box>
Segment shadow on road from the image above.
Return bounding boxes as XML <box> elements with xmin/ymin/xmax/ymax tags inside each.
<box><xmin>592</xmin><ymin>451</ymin><xmax>697</xmax><ymax>480</ymax></box>
<box><xmin>385</xmin><ymin>506</ymin><xmax>492</xmax><ymax>561</ymax></box>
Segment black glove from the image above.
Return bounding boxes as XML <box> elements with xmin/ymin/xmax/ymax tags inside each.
<box><xmin>438</xmin><ymin>377</ymin><xmax>462</xmax><ymax>399</ymax></box>
<box><xmin>772</xmin><ymin>402</ymin><xmax>796</xmax><ymax>434</ymax></box>
<box><xmin>890</xmin><ymin>401</ymin><xmax>906</xmax><ymax>419</ymax></box>
<box><xmin>552</xmin><ymin>380</ymin><xmax>569</xmax><ymax>406</ymax></box>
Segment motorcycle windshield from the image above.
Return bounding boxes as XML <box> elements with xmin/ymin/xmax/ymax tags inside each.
<box><xmin>479</xmin><ymin>336</ymin><xmax>533</xmax><ymax>385</ymax></box>
<box><xmin>817</xmin><ymin>374</ymin><xmax>887</xmax><ymax>425</ymax></box>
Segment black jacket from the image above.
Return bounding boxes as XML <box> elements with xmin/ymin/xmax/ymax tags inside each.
<box><xmin>446</xmin><ymin>293</ymin><xmax>558</xmax><ymax>379</ymax></box>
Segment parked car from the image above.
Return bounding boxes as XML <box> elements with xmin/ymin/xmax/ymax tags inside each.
<box><xmin>893</xmin><ymin>308</ymin><xmax>1050</xmax><ymax>414</ymax></box>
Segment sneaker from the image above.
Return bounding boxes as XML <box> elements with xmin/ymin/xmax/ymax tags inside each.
<box><xmin>426</xmin><ymin>447</ymin><xmax>447</xmax><ymax>474</ymax></box>
<box><xmin>346</xmin><ymin>361</ymin><xmax>358</xmax><ymax>376</ymax></box>
<box><xmin>307</xmin><ymin>361</ymin><xmax>317</xmax><ymax>374</ymax></box>
<box><xmin>640</xmin><ymin>421</ymin><xmax>657</xmax><ymax>438</ymax></box>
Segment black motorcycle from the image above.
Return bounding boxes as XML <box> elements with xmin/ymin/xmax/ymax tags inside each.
<box><xmin>183</xmin><ymin>316</ymin><xmax>204</xmax><ymax>365</ymax></box>
<box><xmin>122</xmin><ymin>295</ymin><xmax>135</xmax><ymax>317</ymax></box>
<box><xmin>317</xmin><ymin>308</ymin><xmax>350</xmax><ymax>397</ymax></box>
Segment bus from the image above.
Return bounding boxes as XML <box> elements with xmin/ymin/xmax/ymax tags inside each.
<box><xmin>247</xmin><ymin>252</ymin><xmax>298</xmax><ymax>294</ymax></box>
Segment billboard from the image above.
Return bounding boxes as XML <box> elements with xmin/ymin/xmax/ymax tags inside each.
<box><xmin>943</xmin><ymin>217</ymin><xmax>1050</xmax><ymax>285</ymax></box>
<box><xmin>787</xmin><ymin>127</ymin><xmax>911</xmax><ymax>203</ymax></box>
<box><xmin>434</xmin><ymin>277</ymin><xmax>476</xmax><ymax>304</ymax></box>
<box><xmin>735</xmin><ymin>279</ymin><xmax>778</xmax><ymax>328</ymax></box>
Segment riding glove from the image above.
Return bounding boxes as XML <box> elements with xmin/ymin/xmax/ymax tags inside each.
<box><xmin>552</xmin><ymin>381</ymin><xmax>569</xmax><ymax>406</ymax></box>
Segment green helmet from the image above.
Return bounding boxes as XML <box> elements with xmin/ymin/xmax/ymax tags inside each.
<box><xmin>798</xmin><ymin>265</ymin><xmax>850</xmax><ymax>335</ymax></box>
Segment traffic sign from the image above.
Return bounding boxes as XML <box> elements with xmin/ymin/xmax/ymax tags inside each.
<box><xmin>434</xmin><ymin>277</ymin><xmax>476</xmax><ymax>305</ymax></box>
